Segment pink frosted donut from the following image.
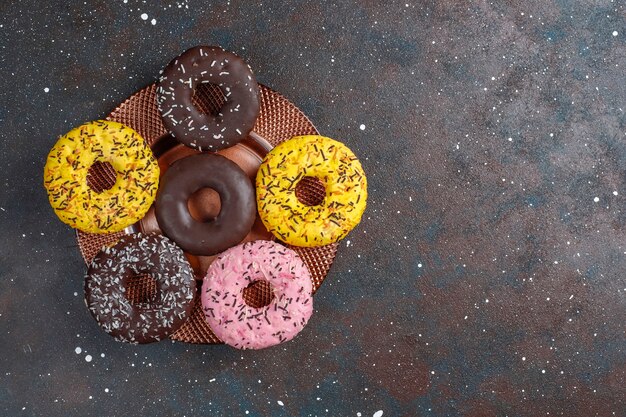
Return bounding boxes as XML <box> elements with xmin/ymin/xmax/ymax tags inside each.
<box><xmin>201</xmin><ymin>240</ymin><xmax>313</xmax><ymax>349</ymax></box>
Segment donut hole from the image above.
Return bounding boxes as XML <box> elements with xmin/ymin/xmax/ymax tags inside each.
<box><xmin>124</xmin><ymin>274</ymin><xmax>159</xmax><ymax>306</ymax></box>
<box><xmin>192</xmin><ymin>83</ymin><xmax>226</xmax><ymax>117</ymax></box>
<box><xmin>242</xmin><ymin>280</ymin><xmax>275</xmax><ymax>308</ymax></box>
<box><xmin>295</xmin><ymin>176</ymin><xmax>326</xmax><ymax>206</ymax></box>
<box><xmin>87</xmin><ymin>161</ymin><xmax>117</xmax><ymax>192</ymax></box>
<box><xmin>187</xmin><ymin>188</ymin><xmax>222</xmax><ymax>223</ymax></box>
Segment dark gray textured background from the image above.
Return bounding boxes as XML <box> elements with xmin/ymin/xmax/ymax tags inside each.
<box><xmin>1</xmin><ymin>1</ymin><xmax>626</xmax><ymax>416</ymax></box>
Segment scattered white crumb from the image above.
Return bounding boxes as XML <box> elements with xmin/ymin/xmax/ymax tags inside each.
<box><xmin>100</xmin><ymin>353</ymin><xmax>105</xmax><ymax>358</ymax></box>
<box><xmin>359</xmin><ymin>124</ymin><xmax>366</xmax><ymax>131</ymax></box>
<box><xmin>593</xmin><ymin>197</ymin><xmax>600</xmax><ymax>203</ymax></box>
<box><xmin>140</xmin><ymin>13</ymin><xmax>148</xmax><ymax>20</ymax></box>
<box><xmin>277</xmin><ymin>400</ymin><xmax>284</xmax><ymax>406</ymax></box>
<box><xmin>151</xmin><ymin>18</ymin><xmax>157</xmax><ymax>25</ymax></box>
<box><xmin>613</xmin><ymin>31</ymin><xmax>619</xmax><ymax>37</ymax></box>
<box><xmin>104</xmin><ymin>388</ymin><xmax>109</xmax><ymax>393</ymax></box>
<box><xmin>417</xmin><ymin>263</ymin><xmax>422</xmax><ymax>268</ymax></box>
<box><xmin>75</xmin><ymin>347</ymin><xmax>82</xmax><ymax>354</ymax></box>
<box><xmin>44</xmin><ymin>87</ymin><xmax>49</xmax><ymax>93</ymax></box>
<box><xmin>373</xmin><ymin>411</ymin><xmax>384</xmax><ymax>417</ymax></box>
<box><xmin>613</xmin><ymin>191</ymin><xmax>618</xmax><ymax>196</ymax></box>
<box><xmin>85</xmin><ymin>355</ymin><xmax>92</xmax><ymax>362</ymax></box>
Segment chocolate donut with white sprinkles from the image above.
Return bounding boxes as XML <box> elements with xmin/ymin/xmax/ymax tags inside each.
<box><xmin>156</xmin><ymin>45</ymin><xmax>260</xmax><ymax>152</ymax></box>
<box><xmin>155</xmin><ymin>153</ymin><xmax>257</xmax><ymax>256</ymax></box>
<box><xmin>84</xmin><ymin>233</ymin><xmax>196</xmax><ymax>344</ymax></box>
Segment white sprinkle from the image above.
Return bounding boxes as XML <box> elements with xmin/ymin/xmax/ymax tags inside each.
<box><xmin>209</xmin><ymin>378</ymin><xmax>216</xmax><ymax>382</ymax></box>
<box><xmin>151</xmin><ymin>18</ymin><xmax>157</xmax><ymax>25</ymax></box>
<box><xmin>613</xmin><ymin>191</ymin><xmax>618</xmax><ymax>196</ymax></box>
<box><xmin>417</xmin><ymin>263</ymin><xmax>422</xmax><ymax>268</ymax></box>
<box><xmin>140</xmin><ymin>13</ymin><xmax>148</xmax><ymax>20</ymax></box>
<box><xmin>85</xmin><ymin>355</ymin><xmax>92</xmax><ymax>362</ymax></box>
<box><xmin>542</xmin><ymin>369</ymin><xmax>546</xmax><ymax>374</ymax></box>
<box><xmin>373</xmin><ymin>411</ymin><xmax>384</xmax><ymax>417</ymax></box>
<box><xmin>44</xmin><ymin>87</ymin><xmax>50</xmax><ymax>93</ymax></box>
<box><xmin>74</xmin><ymin>347</ymin><xmax>82</xmax><ymax>354</ymax></box>
<box><xmin>522</xmin><ymin>356</ymin><xmax>526</xmax><ymax>361</ymax></box>
<box><xmin>508</xmin><ymin>137</ymin><xmax>513</xmax><ymax>141</ymax></box>
<box><xmin>613</xmin><ymin>31</ymin><xmax>618</xmax><ymax>37</ymax></box>
<box><xmin>277</xmin><ymin>400</ymin><xmax>284</xmax><ymax>406</ymax></box>
<box><xmin>104</xmin><ymin>388</ymin><xmax>109</xmax><ymax>393</ymax></box>
<box><xmin>359</xmin><ymin>124</ymin><xmax>366</xmax><ymax>130</ymax></box>
<box><xmin>593</xmin><ymin>196</ymin><xmax>600</xmax><ymax>203</ymax></box>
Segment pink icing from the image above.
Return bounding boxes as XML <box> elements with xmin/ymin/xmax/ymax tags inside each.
<box><xmin>201</xmin><ymin>240</ymin><xmax>313</xmax><ymax>349</ymax></box>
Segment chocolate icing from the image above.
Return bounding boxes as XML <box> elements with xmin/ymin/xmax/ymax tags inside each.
<box><xmin>156</xmin><ymin>45</ymin><xmax>260</xmax><ymax>152</ymax></box>
<box><xmin>155</xmin><ymin>153</ymin><xmax>256</xmax><ymax>256</ymax></box>
<box><xmin>84</xmin><ymin>233</ymin><xmax>196</xmax><ymax>344</ymax></box>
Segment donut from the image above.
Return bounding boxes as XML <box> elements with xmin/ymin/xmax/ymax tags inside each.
<box><xmin>155</xmin><ymin>153</ymin><xmax>256</xmax><ymax>256</ymax></box>
<box><xmin>85</xmin><ymin>233</ymin><xmax>196</xmax><ymax>344</ymax></box>
<box><xmin>256</xmin><ymin>135</ymin><xmax>367</xmax><ymax>247</ymax></box>
<box><xmin>43</xmin><ymin>120</ymin><xmax>159</xmax><ymax>234</ymax></box>
<box><xmin>201</xmin><ymin>240</ymin><xmax>313</xmax><ymax>349</ymax></box>
<box><xmin>156</xmin><ymin>45</ymin><xmax>260</xmax><ymax>152</ymax></box>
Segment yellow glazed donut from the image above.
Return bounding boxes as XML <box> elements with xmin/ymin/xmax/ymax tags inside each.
<box><xmin>256</xmin><ymin>135</ymin><xmax>367</xmax><ymax>247</ymax></box>
<box><xmin>43</xmin><ymin>120</ymin><xmax>159</xmax><ymax>234</ymax></box>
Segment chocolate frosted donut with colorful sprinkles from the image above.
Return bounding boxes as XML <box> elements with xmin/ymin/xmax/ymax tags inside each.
<box><xmin>156</xmin><ymin>45</ymin><xmax>260</xmax><ymax>152</ymax></box>
<box><xmin>201</xmin><ymin>240</ymin><xmax>313</xmax><ymax>350</ymax></box>
<box><xmin>85</xmin><ymin>233</ymin><xmax>196</xmax><ymax>344</ymax></box>
<box><xmin>155</xmin><ymin>153</ymin><xmax>256</xmax><ymax>256</ymax></box>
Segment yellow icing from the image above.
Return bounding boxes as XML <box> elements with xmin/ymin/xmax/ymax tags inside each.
<box><xmin>43</xmin><ymin>120</ymin><xmax>159</xmax><ymax>234</ymax></box>
<box><xmin>256</xmin><ymin>135</ymin><xmax>367</xmax><ymax>247</ymax></box>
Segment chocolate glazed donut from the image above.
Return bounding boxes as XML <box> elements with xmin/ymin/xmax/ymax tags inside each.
<box><xmin>85</xmin><ymin>233</ymin><xmax>196</xmax><ymax>344</ymax></box>
<box><xmin>155</xmin><ymin>153</ymin><xmax>256</xmax><ymax>256</ymax></box>
<box><xmin>156</xmin><ymin>45</ymin><xmax>260</xmax><ymax>152</ymax></box>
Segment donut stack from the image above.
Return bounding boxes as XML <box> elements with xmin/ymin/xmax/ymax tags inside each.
<box><xmin>43</xmin><ymin>46</ymin><xmax>368</xmax><ymax>349</ymax></box>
